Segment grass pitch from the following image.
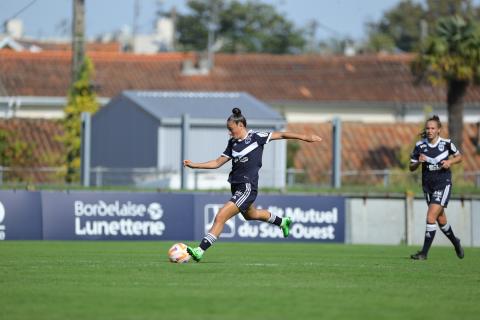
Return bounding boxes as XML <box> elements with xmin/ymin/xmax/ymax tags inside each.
<box><xmin>1</xmin><ymin>241</ymin><xmax>479</xmax><ymax>320</ymax></box>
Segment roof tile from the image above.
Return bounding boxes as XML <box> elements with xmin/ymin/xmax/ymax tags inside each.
<box><xmin>1</xmin><ymin>51</ymin><xmax>480</xmax><ymax>103</ymax></box>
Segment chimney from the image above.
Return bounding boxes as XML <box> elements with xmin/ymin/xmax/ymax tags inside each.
<box><xmin>5</xmin><ymin>19</ymin><xmax>23</xmax><ymax>38</ymax></box>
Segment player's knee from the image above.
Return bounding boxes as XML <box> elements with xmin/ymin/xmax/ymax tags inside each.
<box><xmin>426</xmin><ymin>215</ymin><xmax>437</xmax><ymax>224</ymax></box>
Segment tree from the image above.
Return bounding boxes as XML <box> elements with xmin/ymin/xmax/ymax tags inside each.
<box><xmin>61</xmin><ymin>57</ymin><xmax>99</xmax><ymax>183</ymax></box>
<box><xmin>364</xmin><ymin>33</ymin><xmax>396</xmax><ymax>54</ymax></box>
<box><xmin>0</xmin><ymin>128</ymin><xmax>35</xmax><ymax>182</ymax></box>
<box><xmin>412</xmin><ymin>15</ymin><xmax>480</xmax><ymax>150</ymax></box>
<box><xmin>367</xmin><ymin>0</ymin><xmax>478</xmax><ymax>53</ymax></box>
<box><xmin>366</xmin><ymin>0</ymin><xmax>425</xmax><ymax>52</ymax></box>
<box><xmin>425</xmin><ymin>0</ymin><xmax>474</xmax><ymax>23</ymax></box>
<box><xmin>176</xmin><ymin>0</ymin><xmax>306</xmax><ymax>54</ymax></box>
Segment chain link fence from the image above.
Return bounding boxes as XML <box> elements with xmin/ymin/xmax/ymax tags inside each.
<box><xmin>1</xmin><ymin>166</ymin><xmax>480</xmax><ymax>189</ymax></box>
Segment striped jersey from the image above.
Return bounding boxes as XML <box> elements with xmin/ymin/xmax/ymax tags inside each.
<box><xmin>221</xmin><ymin>130</ymin><xmax>272</xmax><ymax>188</ymax></box>
<box><xmin>410</xmin><ymin>137</ymin><xmax>460</xmax><ymax>190</ymax></box>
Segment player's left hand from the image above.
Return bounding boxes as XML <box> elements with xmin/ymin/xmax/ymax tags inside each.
<box><xmin>441</xmin><ymin>160</ymin><xmax>451</xmax><ymax>169</ymax></box>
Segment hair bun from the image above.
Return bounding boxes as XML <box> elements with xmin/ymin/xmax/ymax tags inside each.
<box><xmin>232</xmin><ymin>107</ymin><xmax>242</xmax><ymax>115</ymax></box>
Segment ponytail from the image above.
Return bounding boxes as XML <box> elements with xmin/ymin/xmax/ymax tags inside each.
<box><xmin>227</xmin><ymin>107</ymin><xmax>247</xmax><ymax>127</ymax></box>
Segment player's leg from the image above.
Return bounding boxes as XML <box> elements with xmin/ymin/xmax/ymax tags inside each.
<box><xmin>242</xmin><ymin>205</ymin><xmax>292</xmax><ymax>237</ymax></box>
<box><xmin>411</xmin><ymin>200</ymin><xmax>443</xmax><ymax>260</ymax></box>
<box><xmin>187</xmin><ymin>201</ymin><xmax>239</xmax><ymax>262</ymax></box>
<box><xmin>437</xmin><ymin>209</ymin><xmax>464</xmax><ymax>259</ymax></box>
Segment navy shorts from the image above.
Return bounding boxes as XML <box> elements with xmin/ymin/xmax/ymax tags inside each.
<box><xmin>424</xmin><ymin>184</ymin><xmax>452</xmax><ymax>207</ymax></box>
<box><xmin>230</xmin><ymin>183</ymin><xmax>257</xmax><ymax>213</ymax></box>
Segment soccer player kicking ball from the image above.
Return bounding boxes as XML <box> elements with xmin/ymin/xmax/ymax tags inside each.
<box><xmin>409</xmin><ymin>115</ymin><xmax>464</xmax><ymax>260</ymax></box>
<box><xmin>183</xmin><ymin>107</ymin><xmax>322</xmax><ymax>262</ymax></box>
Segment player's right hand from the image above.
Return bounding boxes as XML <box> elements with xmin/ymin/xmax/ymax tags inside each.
<box><xmin>183</xmin><ymin>160</ymin><xmax>193</xmax><ymax>168</ymax></box>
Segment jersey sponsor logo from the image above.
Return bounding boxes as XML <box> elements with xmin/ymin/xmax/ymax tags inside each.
<box><xmin>233</xmin><ymin>157</ymin><xmax>248</xmax><ymax>164</ymax></box>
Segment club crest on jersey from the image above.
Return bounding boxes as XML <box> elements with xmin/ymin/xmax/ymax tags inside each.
<box><xmin>438</xmin><ymin>144</ymin><xmax>445</xmax><ymax>152</ymax></box>
<box><xmin>245</xmin><ymin>137</ymin><xmax>251</xmax><ymax>144</ymax></box>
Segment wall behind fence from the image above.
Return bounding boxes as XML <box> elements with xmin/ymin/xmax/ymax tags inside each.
<box><xmin>347</xmin><ymin>197</ymin><xmax>479</xmax><ymax>247</ymax></box>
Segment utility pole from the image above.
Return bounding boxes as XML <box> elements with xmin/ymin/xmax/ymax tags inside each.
<box><xmin>132</xmin><ymin>0</ymin><xmax>140</xmax><ymax>52</ymax></box>
<box><xmin>306</xmin><ymin>19</ymin><xmax>318</xmax><ymax>53</ymax></box>
<box><xmin>332</xmin><ymin>117</ymin><xmax>342</xmax><ymax>189</ymax></box>
<box><xmin>72</xmin><ymin>0</ymin><xmax>85</xmax><ymax>85</ymax></box>
<box><xmin>171</xmin><ymin>6</ymin><xmax>177</xmax><ymax>51</ymax></box>
<box><xmin>207</xmin><ymin>2</ymin><xmax>219</xmax><ymax>70</ymax></box>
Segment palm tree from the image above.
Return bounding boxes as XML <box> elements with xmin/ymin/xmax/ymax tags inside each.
<box><xmin>412</xmin><ymin>15</ymin><xmax>480</xmax><ymax>150</ymax></box>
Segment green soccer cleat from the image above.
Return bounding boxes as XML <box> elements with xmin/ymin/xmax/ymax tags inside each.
<box><xmin>186</xmin><ymin>246</ymin><xmax>204</xmax><ymax>262</ymax></box>
<box><xmin>280</xmin><ymin>217</ymin><xmax>292</xmax><ymax>238</ymax></box>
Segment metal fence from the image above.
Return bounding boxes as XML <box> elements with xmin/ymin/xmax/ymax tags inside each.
<box><xmin>1</xmin><ymin>166</ymin><xmax>480</xmax><ymax>189</ymax></box>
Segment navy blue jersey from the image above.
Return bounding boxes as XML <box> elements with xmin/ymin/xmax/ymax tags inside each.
<box><xmin>410</xmin><ymin>137</ymin><xmax>460</xmax><ymax>191</ymax></box>
<box><xmin>221</xmin><ymin>130</ymin><xmax>272</xmax><ymax>188</ymax></box>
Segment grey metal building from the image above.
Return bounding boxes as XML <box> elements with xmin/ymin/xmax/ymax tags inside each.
<box><xmin>91</xmin><ymin>91</ymin><xmax>286</xmax><ymax>189</ymax></box>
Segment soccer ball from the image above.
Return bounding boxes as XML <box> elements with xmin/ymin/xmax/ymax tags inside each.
<box><xmin>168</xmin><ymin>243</ymin><xmax>191</xmax><ymax>263</ymax></box>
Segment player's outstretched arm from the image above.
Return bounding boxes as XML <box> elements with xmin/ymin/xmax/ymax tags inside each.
<box><xmin>270</xmin><ymin>131</ymin><xmax>322</xmax><ymax>143</ymax></box>
<box><xmin>183</xmin><ymin>156</ymin><xmax>230</xmax><ymax>169</ymax></box>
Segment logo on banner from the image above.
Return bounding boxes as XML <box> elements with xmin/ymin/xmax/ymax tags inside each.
<box><xmin>203</xmin><ymin>203</ymin><xmax>340</xmax><ymax>241</ymax></box>
<box><xmin>74</xmin><ymin>200</ymin><xmax>166</xmax><ymax>237</ymax></box>
<box><xmin>204</xmin><ymin>204</ymin><xmax>235</xmax><ymax>237</ymax></box>
<box><xmin>0</xmin><ymin>201</ymin><xmax>5</xmax><ymax>240</ymax></box>
<box><xmin>237</xmin><ymin>206</ymin><xmax>338</xmax><ymax>240</ymax></box>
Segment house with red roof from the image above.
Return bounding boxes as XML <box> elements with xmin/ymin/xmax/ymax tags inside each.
<box><xmin>1</xmin><ymin>50</ymin><xmax>480</xmax><ymax>123</ymax></box>
<box><xmin>1</xmin><ymin>50</ymin><xmax>479</xmax><ymax>186</ymax></box>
